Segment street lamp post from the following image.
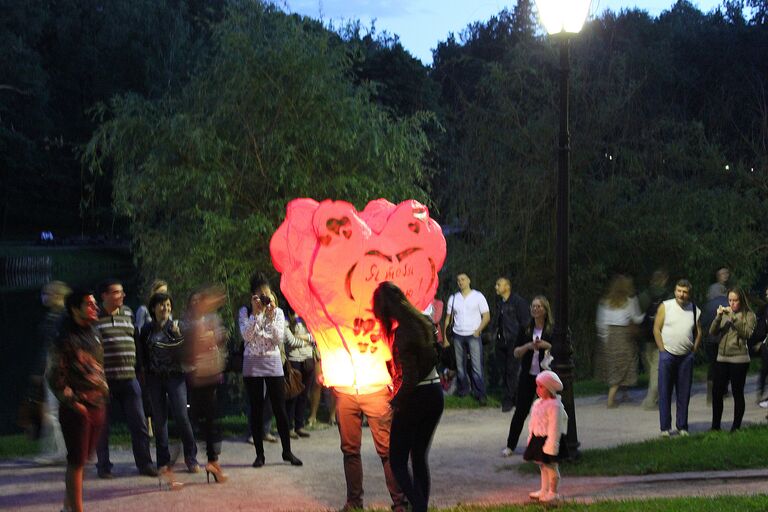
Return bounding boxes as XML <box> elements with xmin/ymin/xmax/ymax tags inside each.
<box><xmin>534</xmin><ymin>0</ymin><xmax>592</xmax><ymax>459</ymax></box>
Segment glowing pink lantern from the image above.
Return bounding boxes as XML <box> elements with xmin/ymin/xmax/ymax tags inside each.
<box><xmin>270</xmin><ymin>199</ymin><xmax>447</xmax><ymax>387</ymax></box>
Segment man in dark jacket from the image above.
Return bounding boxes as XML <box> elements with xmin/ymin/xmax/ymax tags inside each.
<box><xmin>492</xmin><ymin>277</ymin><xmax>530</xmax><ymax>412</ymax></box>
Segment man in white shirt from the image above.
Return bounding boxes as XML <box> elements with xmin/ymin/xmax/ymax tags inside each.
<box><xmin>653</xmin><ymin>279</ymin><xmax>702</xmax><ymax>437</ymax></box>
<box><xmin>444</xmin><ymin>273</ymin><xmax>490</xmax><ymax>404</ymax></box>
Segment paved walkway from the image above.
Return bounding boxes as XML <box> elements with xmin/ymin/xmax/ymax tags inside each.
<box><xmin>1</xmin><ymin>377</ymin><xmax>767</xmax><ymax>511</ymax></box>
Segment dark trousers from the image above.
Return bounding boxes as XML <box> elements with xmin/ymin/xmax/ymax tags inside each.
<box><xmin>244</xmin><ymin>376</ymin><xmax>292</xmax><ymax>459</ymax></box>
<box><xmin>146</xmin><ymin>373</ymin><xmax>198</xmax><ymax>467</ymax></box>
<box><xmin>60</xmin><ymin>404</ymin><xmax>106</xmax><ymax>466</ymax></box>
<box><xmin>96</xmin><ymin>378</ymin><xmax>153</xmax><ymax>471</ymax></box>
<box><xmin>390</xmin><ymin>384</ymin><xmax>444</xmax><ymax>512</ymax></box>
<box><xmin>188</xmin><ymin>383</ymin><xmax>222</xmax><ymax>462</ymax></box>
<box><xmin>758</xmin><ymin>345</ymin><xmax>768</xmax><ymax>399</ymax></box>
<box><xmin>506</xmin><ymin>372</ymin><xmax>536</xmax><ymax>450</ymax></box>
<box><xmin>496</xmin><ymin>345</ymin><xmax>521</xmax><ymax>409</ymax></box>
<box><xmin>334</xmin><ymin>387</ymin><xmax>407</xmax><ymax>510</ymax></box>
<box><xmin>712</xmin><ymin>361</ymin><xmax>750</xmax><ymax>431</ymax></box>
<box><xmin>286</xmin><ymin>359</ymin><xmax>315</xmax><ymax>430</ymax></box>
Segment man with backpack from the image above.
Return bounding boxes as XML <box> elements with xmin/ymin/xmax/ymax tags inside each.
<box><xmin>638</xmin><ymin>270</ymin><xmax>670</xmax><ymax>410</ymax></box>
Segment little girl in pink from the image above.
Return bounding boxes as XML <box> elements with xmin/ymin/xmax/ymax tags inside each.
<box><xmin>523</xmin><ymin>370</ymin><xmax>569</xmax><ymax>502</ymax></box>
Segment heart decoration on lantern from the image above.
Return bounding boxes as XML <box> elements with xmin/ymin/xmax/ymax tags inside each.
<box><xmin>270</xmin><ymin>198</ymin><xmax>446</xmax><ymax>387</ymax></box>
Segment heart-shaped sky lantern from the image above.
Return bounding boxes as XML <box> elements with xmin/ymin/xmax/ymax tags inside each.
<box><xmin>270</xmin><ymin>199</ymin><xmax>446</xmax><ymax>387</ymax></box>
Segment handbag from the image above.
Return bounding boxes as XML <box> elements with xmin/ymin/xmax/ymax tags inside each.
<box><xmin>283</xmin><ymin>360</ymin><xmax>305</xmax><ymax>400</ymax></box>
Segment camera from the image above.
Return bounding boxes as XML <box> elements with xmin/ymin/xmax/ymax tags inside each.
<box><xmin>257</xmin><ymin>294</ymin><xmax>271</xmax><ymax>305</ymax></box>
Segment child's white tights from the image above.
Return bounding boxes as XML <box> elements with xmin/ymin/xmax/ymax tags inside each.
<box><xmin>530</xmin><ymin>463</ymin><xmax>560</xmax><ymax>501</ymax></box>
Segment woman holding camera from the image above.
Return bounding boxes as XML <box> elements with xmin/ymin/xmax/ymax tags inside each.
<box><xmin>239</xmin><ymin>273</ymin><xmax>302</xmax><ymax>468</ymax></box>
<box><xmin>709</xmin><ymin>287</ymin><xmax>756</xmax><ymax>431</ymax></box>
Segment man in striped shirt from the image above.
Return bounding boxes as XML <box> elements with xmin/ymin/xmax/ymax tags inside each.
<box><xmin>94</xmin><ymin>278</ymin><xmax>157</xmax><ymax>478</ymax></box>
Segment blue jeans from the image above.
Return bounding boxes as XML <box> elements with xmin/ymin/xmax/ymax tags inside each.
<box><xmin>453</xmin><ymin>334</ymin><xmax>486</xmax><ymax>399</ymax></box>
<box><xmin>97</xmin><ymin>377</ymin><xmax>153</xmax><ymax>471</ymax></box>
<box><xmin>658</xmin><ymin>351</ymin><xmax>694</xmax><ymax>432</ymax></box>
<box><xmin>146</xmin><ymin>374</ymin><xmax>198</xmax><ymax>468</ymax></box>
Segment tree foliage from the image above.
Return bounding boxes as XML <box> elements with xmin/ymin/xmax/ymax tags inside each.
<box><xmin>85</xmin><ymin>1</ymin><xmax>433</xmax><ymax>308</ymax></box>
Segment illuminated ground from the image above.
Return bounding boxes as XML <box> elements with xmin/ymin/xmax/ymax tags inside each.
<box><xmin>1</xmin><ymin>378</ymin><xmax>767</xmax><ymax>511</ymax></box>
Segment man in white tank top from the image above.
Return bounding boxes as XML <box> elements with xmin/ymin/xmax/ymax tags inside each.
<box><xmin>653</xmin><ymin>279</ymin><xmax>702</xmax><ymax>437</ymax></box>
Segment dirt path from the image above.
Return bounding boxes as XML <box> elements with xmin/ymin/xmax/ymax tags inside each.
<box><xmin>1</xmin><ymin>378</ymin><xmax>766</xmax><ymax>511</ymax></box>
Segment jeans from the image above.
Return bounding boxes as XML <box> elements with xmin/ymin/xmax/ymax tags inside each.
<box><xmin>657</xmin><ymin>351</ymin><xmax>694</xmax><ymax>432</ymax></box>
<box><xmin>453</xmin><ymin>334</ymin><xmax>486</xmax><ymax>399</ymax></box>
<box><xmin>712</xmin><ymin>361</ymin><xmax>749</xmax><ymax>431</ymax></box>
<box><xmin>97</xmin><ymin>378</ymin><xmax>153</xmax><ymax>471</ymax></box>
<box><xmin>146</xmin><ymin>373</ymin><xmax>198</xmax><ymax>468</ymax></box>
<box><xmin>334</xmin><ymin>387</ymin><xmax>407</xmax><ymax>511</ymax></box>
<box><xmin>390</xmin><ymin>384</ymin><xmax>443</xmax><ymax>512</ymax></box>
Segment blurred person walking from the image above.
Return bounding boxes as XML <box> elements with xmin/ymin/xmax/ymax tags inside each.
<box><xmin>638</xmin><ymin>270</ymin><xmax>670</xmax><ymax>409</ymax></box>
<box><xmin>596</xmin><ymin>275</ymin><xmax>645</xmax><ymax>408</ymax></box>
<box><xmin>184</xmin><ymin>285</ymin><xmax>229</xmax><ymax>483</ymax></box>
<box><xmin>47</xmin><ymin>289</ymin><xmax>109</xmax><ymax>512</ymax></box>
<box><xmin>373</xmin><ymin>282</ymin><xmax>443</xmax><ymax>512</ymax></box>
<box><xmin>33</xmin><ymin>281</ymin><xmax>70</xmax><ymax>464</ymax></box>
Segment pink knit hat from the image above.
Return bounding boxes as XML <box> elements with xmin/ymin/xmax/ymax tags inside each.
<box><xmin>536</xmin><ymin>370</ymin><xmax>563</xmax><ymax>395</ymax></box>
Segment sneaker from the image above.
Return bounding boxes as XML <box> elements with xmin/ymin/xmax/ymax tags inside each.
<box><xmin>758</xmin><ymin>399</ymin><xmax>768</xmax><ymax>409</ymax></box>
<box><xmin>679</xmin><ymin>429</ymin><xmax>689</xmax><ymax>437</ymax></box>
<box><xmin>263</xmin><ymin>433</ymin><xmax>278</xmax><ymax>443</ymax></box>
<box><xmin>501</xmin><ymin>447</ymin><xmax>514</xmax><ymax>457</ymax></box>
<box><xmin>97</xmin><ymin>468</ymin><xmax>114</xmax><ymax>479</ymax></box>
<box><xmin>289</xmin><ymin>431</ymin><xmax>299</xmax><ymax>439</ymax></box>
<box><xmin>660</xmin><ymin>430</ymin><xmax>672</xmax><ymax>438</ymax></box>
<box><xmin>295</xmin><ymin>429</ymin><xmax>311</xmax><ymax>438</ymax></box>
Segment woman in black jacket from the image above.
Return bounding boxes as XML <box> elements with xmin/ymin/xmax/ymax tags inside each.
<box><xmin>138</xmin><ymin>292</ymin><xmax>199</xmax><ymax>484</ymax></box>
<box><xmin>502</xmin><ymin>295</ymin><xmax>554</xmax><ymax>457</ymax></box>
<box><xmin>373</xmin><ymin>282</ymin><xmax>443</xmax><ymax>512</ymax></box>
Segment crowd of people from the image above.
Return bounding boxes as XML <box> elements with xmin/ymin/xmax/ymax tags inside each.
<box><xmin>26</xmin><ymin>266</ymin><xmax>768</xmax><ymax>510</ymax></box>
<box><xmin>31</xmin><ymin>275</ymin><xmax>448</xmax><ymax>512</ymax></box>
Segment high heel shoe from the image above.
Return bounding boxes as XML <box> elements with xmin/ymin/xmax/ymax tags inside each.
<box><xmin>205</xmin><ymin>462</ymin><xmax>228</xmax><ymax>483</ymax></box>
<box><xmin>158</xmin><ymin>466</ymin><xmax>184</xmax><ymax>491</ymax></box>
<box><xmin>252</xmin><ymin>456</ymin><xmax>265</xmax><ymax>468</ymax></box>
<box><xmin>282</xmin><ymin>452</ymin><xmax>303</xmax><ymax>466</ymax></box>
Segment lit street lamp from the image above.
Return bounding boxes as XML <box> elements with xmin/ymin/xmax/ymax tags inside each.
<box><xmin>534</xmin><ymin>0</ymin><xmax>591</xmax><ymax>458</ymax></box>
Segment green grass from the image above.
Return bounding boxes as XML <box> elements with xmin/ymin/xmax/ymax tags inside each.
<box><xmin>0</xmin><ymin>435</ymin><xmax>39</xmax><ymax>458</ymax></box>
<box><xmin>422</xmin><ymin>496</ymin><xmax>768</xmax><ymax>511</ymax></box>
<box><xmin>513</xmin><ymin>425</ymin><xmax>768</xmax><ymax>477</ymax></box>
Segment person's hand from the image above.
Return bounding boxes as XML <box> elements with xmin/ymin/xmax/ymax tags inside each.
<box><xmin>473</xmin><ymin>329</ymin><xmax>481</xmax><ymax>338</ymax></box>
<box><xmin>72</xmin><ymin>401</ymin><xmax>88</xmax><ymax>416</ymax></box>
<box><xmin>251</xmin><ymin>295</ymin><xmax>262</xmax><ymax>314</ymax></box>
<box><xmin>171</xmin><ymin>319</ymin><xmax>181</xmax><ymax>336</ymax></box>
<box><xmin>264</xmin><ymin>302</ymin><xmax>276</xmax><ymax>320</ymax></box>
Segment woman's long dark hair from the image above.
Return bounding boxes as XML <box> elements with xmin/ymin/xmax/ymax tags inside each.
<box><xmin>372</xmin><ymin>282</ymin><xmax>433</xmax><ymax>343</ymax></box>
